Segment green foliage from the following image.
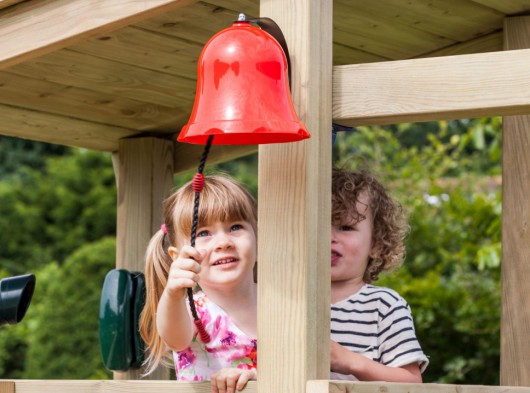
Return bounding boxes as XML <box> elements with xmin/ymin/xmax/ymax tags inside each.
<box><xmin>175</xmin><ymin>153</ymin><xmax>258</xmax><ymax>198</ymax></box>
<box><xmin>215</xmin><ymin>154</ymin><xmax>258</xmax><ymax>198</ymax></box>
<box><xmin>334</xmin><ymin>118</ymin><xmax>502</xmax><ymax>384</ymax></box>
<box><xmin>0</xmin><ymin>118</ymin><xmax>503</xmax><ymax>383</ymax></box>
<box><xmin>0</xmin><ymin>270</ymin><xmax>30</xmax><ymax>379</ymax></box>
<box><xmin>0</xmin><ymin>142</ymin><xmax>117</xmax><ymax>378</ymax></box>
<box><xmin>23</xmin><ymin>238</ymin><xmax>114</xmax><ymax>379</ymax></box>
<box><xmin>0</xmin><ymin>136</ymin><xmax>68</xmax><ymax>180</ymax></box>
<box><xmin>0</xmin><ymin>149</ymin><xmax>116</xmax><ymax>275</ymax></box>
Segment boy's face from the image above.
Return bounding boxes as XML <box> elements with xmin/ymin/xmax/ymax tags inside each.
<box><xmin>331</xmin><ymin>192</ymin><xmax>373</xmax><ymax>284</ymax></box>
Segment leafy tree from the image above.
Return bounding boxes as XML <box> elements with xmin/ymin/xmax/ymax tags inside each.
<box><xmin>0</xmin><ymin>144</ymin><xmax>117</xmax><ymax>378</ymax></box>
<box><xmin>333</xmin><ymin>118</ymin><xmax>502</xmax><ymax>384</ymax></box>
<box><xmin>0</xmin><ymin>118</ymin><xmax>503</xmax><ymax>384</ymax></box>
<box><xmin>175</xmin><ymin>153</ymin><xmax>258</xmax><ymax>198</ymax></box>
<box><xmin>0</xmin><ymin>149</ymin><xmax>116</xmax><ymax>275</ymax></box>
<box><xmin>23</xmin><ymin>238</ymin><xmax>115</xmax><ymax>379</ymax></box>
<box><xmin>0</xmin><ymin>136</ymin><xmax>68</xmax><ymax>180</ymax></box>
<box><xmin>0</xmin><ymin>270</ymin><xmax>31</xmax><ymax>379</ymax></box>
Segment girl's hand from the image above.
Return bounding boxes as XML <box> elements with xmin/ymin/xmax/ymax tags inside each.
<box><xmin>165</xmin><ymin>245</ymin><xmax>204</xmax><ymax>299</ymax></box>
<box><xmin>211</xmin><ymin>368</ymin><xmax>257</xmax><ymax>393</ymax></box>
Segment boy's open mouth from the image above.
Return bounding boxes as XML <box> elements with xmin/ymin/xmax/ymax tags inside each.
<box><xmin>331</xmin><ymin>250</ymin><xmax>342</xmax><ymax>265</ymax></box>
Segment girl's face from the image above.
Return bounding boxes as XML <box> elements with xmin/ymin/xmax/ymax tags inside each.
<box><xmin>330</xmin><ymin>192</ymin><xmax>373</xmax><ymax>285</ymax></box>
<box><xmin>192</xmin><ymin>219</ymin><xmax>257</xmax><ymax>290</ymax></box>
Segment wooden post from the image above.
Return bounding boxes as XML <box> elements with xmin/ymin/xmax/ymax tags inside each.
<box><xmin>0</xmin><ymin>381</ymin><xmax>14</xmax><ymax>393</ymax></box>
<box><xmin>257</xmin><ymin>1</ymin><xmax>332</xmax><ymax>392</ymax></box>
<box><xmin>501</xmin><ymin>15</ymin><xmax>530</xmax><ymax>387</ymax></box>
<box><xmin>114</xmin><ymin>137</ymin><xmax>174</xmax><ymax>380</ymax></box>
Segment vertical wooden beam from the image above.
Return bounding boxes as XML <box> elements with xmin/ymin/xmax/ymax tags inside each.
<box><xmin>501</xmin><ymin>16</ymin><xmax>530</xmax><ymax>387</ymax></box>
<box><xmin>115</xmin><ymin>136</ymin><xmax>174</xmax><ymax>380</ymax></box>
<box><xmin>257</xmin><ymin>1</ymin><xmax>332</xmax><ymax>392</ymax></box>
<box><xmin>0</xmin><ymin>381</ymin><xmax>14</xmax><ymax>393</ymax></box>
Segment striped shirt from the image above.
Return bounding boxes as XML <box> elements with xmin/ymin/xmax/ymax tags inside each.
<box><xmin>330</xmin><ymin>284</ymin><xmax>428</xmax><ymax>380</ymax></box>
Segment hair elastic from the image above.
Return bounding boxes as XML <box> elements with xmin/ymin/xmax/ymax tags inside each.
<box><xmin>161</xmin><ymin>224</ymin><xmax>167</xmax><ymax>235</ymax></box>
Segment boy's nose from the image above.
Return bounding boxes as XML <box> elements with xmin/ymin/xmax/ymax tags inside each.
<box><xmin>331</xmin><ymin>227</ymin><xmax>338</xmax><ymax>243</ymax></box>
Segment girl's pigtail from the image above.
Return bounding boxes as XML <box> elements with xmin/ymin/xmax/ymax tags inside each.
<box><xmin>139</xmin><ymin>228</ymin><xmax>173</xmax><ymax>375</ymax></box>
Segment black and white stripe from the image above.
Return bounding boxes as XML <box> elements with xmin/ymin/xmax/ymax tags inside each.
<box><xmin>330</xmin><ymin>284</ymin><xmax>428</xmax><ymax>380</ymax></box>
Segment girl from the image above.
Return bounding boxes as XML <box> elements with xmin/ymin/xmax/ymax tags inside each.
<box><xmin>140</xmin><ymin>175</ymin><xmax>258</xmax><ymax>393</ymax></box>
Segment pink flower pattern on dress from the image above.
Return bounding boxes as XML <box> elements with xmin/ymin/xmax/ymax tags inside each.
<box><xmin>177</xmin><ymin>348</ymin><xmax>196</xmax><ymax>369</ymax></box>
<box><xmin>173</xmin><ymin>292</ymin><xmax>257</xmax><ymax>381</ymax></box>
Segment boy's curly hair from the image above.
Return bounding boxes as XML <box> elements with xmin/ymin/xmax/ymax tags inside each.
<box><xmin>332</xmin><ymin>167</ymin><xmax>408</xmax><ymax>283</ymax></box>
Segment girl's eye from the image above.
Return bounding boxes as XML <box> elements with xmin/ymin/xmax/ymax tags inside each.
<box><xmin>339</xmin><ymin>225</ymin><xmax>354</xmax><ymax>231</ymax></box>
<box><xmin>197</xmin><ymin>230</ymin><xmax>210</xmax><ymax>237</ymax></box>
<box><xmin>230</xmin><ymin>224</ymin><xmax>244</xmax><ymax>231</ymax></box>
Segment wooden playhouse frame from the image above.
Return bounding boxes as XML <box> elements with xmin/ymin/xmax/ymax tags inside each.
<box><xmin>1</xmin><ymin>1</ymin><xmax>530</xmax><ymax>392</ymax></box>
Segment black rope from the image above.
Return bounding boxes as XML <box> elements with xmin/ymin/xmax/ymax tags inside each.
<box><xmin>188</xmin><ymin>135</ymin><xmax>214</xmax><ymax>322</ymax></box>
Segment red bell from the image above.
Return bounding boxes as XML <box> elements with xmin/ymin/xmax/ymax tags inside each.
<box><xmin>178</xmin><ymin>15</ymin><xmax>310</xmax><ymax>145</ymax></box>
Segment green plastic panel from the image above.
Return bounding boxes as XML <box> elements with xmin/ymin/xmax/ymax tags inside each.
<box><xmin>98</xmin><ymin>269</ymin><xmax>133</xmax><ymax>371</ymax></box>
<box><xmin>131</xmin><ymin>272</ymin><xmax>146</xmax><ymax>368</ymax></box>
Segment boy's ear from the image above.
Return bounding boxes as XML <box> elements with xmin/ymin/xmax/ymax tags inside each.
<box><xmin>168</xmin><ymin>246</ymin><xmax>179</xmax><ymax>260</ymax></box>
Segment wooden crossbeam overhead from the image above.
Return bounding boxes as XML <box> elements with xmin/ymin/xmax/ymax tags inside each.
<box><xmin>0</xmin><ymin>103</ymin><xmax>134</xmax><ymax>151</ymax></box>
<box><xmin>419</xmin><ymin>31</ymin><xmax>503</xmax><ymax>58</ymax></box>
<box><xmin>0</xmin><ymin>0</ymin><xmax>24</xmax><ymax>11</ymax></box>
<box><xmin>470</xmin><ymin>0</ymin><xmax>530</xmax><ymax>15</ymax></box>
<box><xmin>333</xmin><ymin>48</ymin><xmax>530</xmax><ymax>126</ymax></box>
<box><xmin>0</xmin><ymin>0</ymin><xmax>198</xmax><ymax>70</ymax></box>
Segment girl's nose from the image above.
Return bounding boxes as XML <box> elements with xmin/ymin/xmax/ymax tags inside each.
<box><xmin>214</xmin><ymin>231</ymin><xmax>233</xmax><ymax>250</ymax></box>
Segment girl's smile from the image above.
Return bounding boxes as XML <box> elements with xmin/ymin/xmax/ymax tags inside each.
<box><xmin>211</xmin><ymin>256</ymin><xmax>239</xmax><ymax>267</ymax></box>
<box><xmin>193</xmin><ymin>220</ymin><xmax>257</xmax><ymax>288</ymax></box>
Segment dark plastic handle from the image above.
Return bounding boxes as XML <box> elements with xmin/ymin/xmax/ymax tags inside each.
<box><xmin>250</xmin><ymin>17</ymin><xmax>292</xmax><ymax>89</ymax></box>
<box><xmin>0</xmin><ymin>273</ymin><xmax>36</xmax><ymax>326</ymax></box>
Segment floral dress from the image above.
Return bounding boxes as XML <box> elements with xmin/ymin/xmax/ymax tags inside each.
<box><xmin>173</xmin><ymin>291</ymin><xmax>257</xmax><ymax>381</ymax></box>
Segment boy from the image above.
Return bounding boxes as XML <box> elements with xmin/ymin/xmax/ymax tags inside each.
<box><xmin>330</xmin><ymin>167</ymin><xmax>428</xmax><ymax>382</ymax></box>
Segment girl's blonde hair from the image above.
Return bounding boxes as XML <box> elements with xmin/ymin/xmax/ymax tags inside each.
<box><xmin>139</xmin><ymin>175</ymin><xmax>257</xmax><ymax>375</ymax></box>
<box><xmin>332</xmin><ymin>167</ymin><xmax>408</xmax><ymax>283</ymax></box>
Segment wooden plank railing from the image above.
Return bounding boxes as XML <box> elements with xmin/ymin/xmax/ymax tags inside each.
<box><xmin>308</xmin><ymin>381</ymin><xmax>530</xmax><ymax>393</ymax></box>
<box><xmin>1</xmin><ymin>380</ymin><xmax>256</xmax><ymax>393</ymax></box>
<box><xmin>4</xmin><ymin>380</ymin><xmax>530</xmax><ymax>393</ymax></box>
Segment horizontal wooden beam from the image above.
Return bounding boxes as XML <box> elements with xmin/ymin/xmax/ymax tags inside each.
<box><xmin>0</xmin><ymin>71</ymin><xmax>185</xmax><ymax>131</ymax></box>
<box><xmin>308</xmin><ymin>381</ymin><xmax>530</xmax><ymax>393</ymax></box>
<box><xmin>418</xmin><ymin>31</ymin><xmax>502</xmax><ymax>58</ymax></box>
<box><xmin>8</xmin><ymin>379</ymin><xmax>530</xmax><ymax>393</ymax></box>
<box><xmin>0</xmin><ymin>104</ymin><xmax>134</xmax><ymax>151</ymax></box>
<box><xmin>8</xmin><ymin>380</ymin><xmax>257</xmax><ymax>393</ymax></box>
<box><xmin>0</xmin><ymin>0</ymin><xmax>197</xmax><ymax>70</ymax></box>
<box><xmin>0</xmin><ymin>0</ymin><xmax>24</xmax><ymax>11</ymax></box>
<box><xmin>333</xmin><ymin>48</ymin><xmax>530</xmax><ymax>126</ymax></box>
